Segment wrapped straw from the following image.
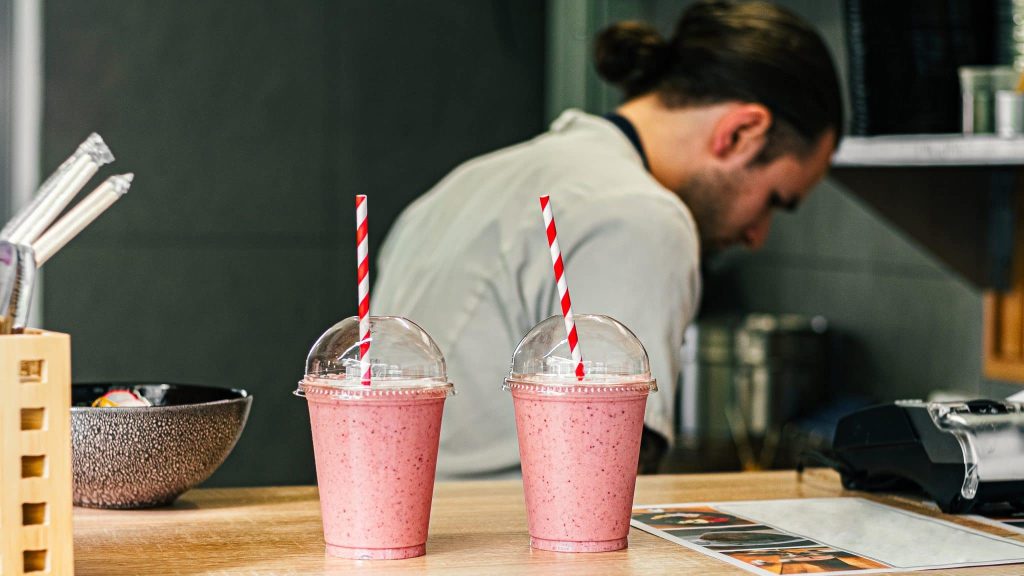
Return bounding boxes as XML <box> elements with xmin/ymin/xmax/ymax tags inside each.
<box><xmin>11</xmin><ymin>244</ymin><xmax>36</xmax><ymax>333</ymax></box>
<box><xmin>0</xmin><ymin>242</ymin><xmax>18</xmax><ymax>334</ymax></box>
<box><xmin>356</xmin><ymin>194</ymin><xmax>371</xmax><ymax>386</ymax></box>
<box><xmin>539</xmin><ymin>195</ymin><xmax>585</xmax><ymax>380</ymax></box>
<box><xmin>0</xmin><ymin>243</ymin><xmax>37</xmax><ymax>334</ymax></box>
<box><xmin>3</xmin><ymin>133</ymin><xmax>114</xmax><ymax>244</ymax></box>
<box><xmin>32</xmin><ymin>173</ymin><xmax>133</xmax><ymax>267</ymax></box>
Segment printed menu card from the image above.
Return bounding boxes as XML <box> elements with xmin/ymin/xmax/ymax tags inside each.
<box><xmin>632</xmin><ymin>498</ymin><xmax>1024</xmax><ymax>575</ymax></box>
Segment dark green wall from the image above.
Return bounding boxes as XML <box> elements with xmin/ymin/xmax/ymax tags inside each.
<box><xmin>43</xmin><ymin>1</ymin><xmax>545</xmax><ymax>486</ymax></box>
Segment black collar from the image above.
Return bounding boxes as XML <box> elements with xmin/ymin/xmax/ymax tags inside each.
<box><xmin>603</xmin><ymin>112</ymin><xmax>650</xmax><ymax>172</ymax></box>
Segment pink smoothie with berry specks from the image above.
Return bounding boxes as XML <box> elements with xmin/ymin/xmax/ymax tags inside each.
<box><xmin>510</xmin><ymin>384</ymin><xmax>650</xmax><ymax>552</ymax></box>
<box><xmin>305</xmin><ymin>387</ymin><xmax>447</xmax><ymax>560</ymax></box>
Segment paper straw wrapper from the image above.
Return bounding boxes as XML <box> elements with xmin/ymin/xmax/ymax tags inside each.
<box><xmin>11</xmin><ymin>243</ymin><xmax>36</xmax><ymax>333</ymax></box>
<box><xmin>0</xmin><ymin>242</ymin><xmax>18</xmax><ymax>334</ymax></box>
<box><xmin>2</xmin><ymin>133</ymin><xmax>114</xmax><ymax>245</ymax></box>
<box><xmin>32</xmin><ymin>173</ymin><xmax>133</xmax><ymax>267</ymax></box>
<box><xmin>0</xmin><ymin>243</ymin><xmax>37</xmax><ymax>334</ymax></box>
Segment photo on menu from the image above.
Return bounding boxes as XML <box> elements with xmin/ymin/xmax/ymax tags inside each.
<box><xmin>632</xmin><ymin>506</ymin><xmax>756</xmax><ymax>530</ymax></box>
<box><xmin>667</xmin><ymin>525</ymin><xmax>818</xmax><ymax>551</ymax></box>
<box><xmin>723</xmin><ymin>547</ymin><xmax>889</xmax><ymax>574</ymax></box>
<box><xmin>633</xmin><ymin>498</ymin><xmax>1024</xmax><ymax>574</ymax></box>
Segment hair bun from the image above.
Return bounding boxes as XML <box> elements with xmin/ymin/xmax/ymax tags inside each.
<box><xmin>595</xmin><ymin>21</ymin><xmax>668</xmax><ymax>96</ymax></box>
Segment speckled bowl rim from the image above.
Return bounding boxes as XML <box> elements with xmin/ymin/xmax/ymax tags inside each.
<box><xmin>71</xmin><ymin>382</ymin><xmax>250</xmax><ymax>413</ymax></box>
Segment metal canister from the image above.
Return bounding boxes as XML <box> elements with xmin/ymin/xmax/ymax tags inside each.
<box><xmin>677</xmin><ymin>314</ymin><xmax>829</xmax><ymax>469</ymax></box>
<box><xmin>996</xmin><ymin>90</ymin><xmax>1024</xmax><ymax>137</ymax></box>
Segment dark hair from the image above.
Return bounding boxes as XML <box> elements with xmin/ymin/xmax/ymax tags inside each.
<box><xmin>595</xmin><ymin>0</ymin><xmax>844</xmax><ymax>163</ymax></box>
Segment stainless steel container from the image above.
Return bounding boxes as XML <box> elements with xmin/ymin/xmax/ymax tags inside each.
<box><xmin>677</xmin><ymin>314</ymin><xmax>829</xmax><ymax>469</ymax></box>
<box><xmin>958</xmin><ymin>66</ymin><xmax>1018</xmax><ymax>134</ymax></box>
<box><xmin>996</xmin><ymin>90</ymin><xmax>1024</xmax><ymax>137</ymax></box>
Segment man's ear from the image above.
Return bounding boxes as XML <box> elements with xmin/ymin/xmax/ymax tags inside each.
<box><xmin>709</xmin><ymin>103</ymin><xmax>772</xmax><ymax>167</ymax></box>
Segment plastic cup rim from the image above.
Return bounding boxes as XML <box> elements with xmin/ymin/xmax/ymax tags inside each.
<box><xmin>503</xmin><ymin>375</ymin><xmax>656</xmax><ymax>395</ymax></box>
<box><xmin>295</xmin><ymin>377</ymin><xmax>455</xmax><ymax>399</ymax></box>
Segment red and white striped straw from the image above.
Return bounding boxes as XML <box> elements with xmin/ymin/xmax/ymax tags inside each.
<box><xmin>539</xmin><ymin>195</ymin><xmax>585</xmax><ymax>380</ymax></box>
<box><xmin>356</xmin><ymin>195</ymin><xmax>371</xmax><ymax>386</ymax></box>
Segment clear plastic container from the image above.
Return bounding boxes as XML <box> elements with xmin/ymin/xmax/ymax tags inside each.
<box><xmin>504</xmin><ymin>314</ymin><xmax>658</xmax><ymax>394</ymax></box>
<box><xmin>959</xmin><ymin>65</ymin><xmax>1019</xmax><ymax>134</ymax></box>
<box><xmin>504</xmin><ymin>314</ymin><xmax>656</xmax><ymax>552</ymax></box>
<box><xmin>297</xmin><ymin>315</ymin><xmax>454</xmax><ymax>399</ymax></box>
<box><xmin>296</xmin><ymin>316</ymin><xmax>453</xmax><ymax>560</ymax></box>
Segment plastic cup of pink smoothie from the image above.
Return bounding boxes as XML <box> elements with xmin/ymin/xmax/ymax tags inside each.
<box><xmin>504</xmin><ymin>314</ymin><xmax>656</xmax><ymax>553</ymax></box>
<box><xmin>296</xmin><ymin>316</ymin><xmax>455</xmax><ymax>560</ymax></box>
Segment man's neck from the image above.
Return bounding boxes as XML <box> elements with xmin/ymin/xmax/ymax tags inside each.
<box><xmin>616</xmin><ymin>95</ymin><xmax>728</xmax><ymax>195</ymax></box>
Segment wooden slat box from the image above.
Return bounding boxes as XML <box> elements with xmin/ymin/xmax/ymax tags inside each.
<box><xmin>0</xmin><ymin>331</ymin><xmax>72</xmax><ymax>575</ymax></box>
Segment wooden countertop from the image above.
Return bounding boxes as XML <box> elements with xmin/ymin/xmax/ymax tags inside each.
<box><xmin>73</xmin><ymin>469</ymin><xmax>1024</xmax><ymax>575</ymax></box>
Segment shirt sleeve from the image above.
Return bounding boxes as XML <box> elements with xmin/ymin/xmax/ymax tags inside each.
<box><xmin>556</xmin><ymin>193</ymin><xmax>701</xmax><ymax>445</ymax></box>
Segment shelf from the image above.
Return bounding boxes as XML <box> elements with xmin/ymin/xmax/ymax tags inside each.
<box><xmin>833</xmin><ymin>135</ymin><xmax>1024</xmax><ymax>167</ymax></box>
<box><xmin>829</xmin><ymin>160</ymin><xmax>1020</xmax><ymax>290</ymax></box>
<box><xmin>830</xmin><ymin>134</ymin><xmax>1024</xmax><ymax>379</ymax></box>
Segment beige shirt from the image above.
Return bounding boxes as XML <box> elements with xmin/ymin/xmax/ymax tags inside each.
<box><xmin>374</xmin><ymin>109</ymin><xmax>702</xmax><ymax>479</ymax></box>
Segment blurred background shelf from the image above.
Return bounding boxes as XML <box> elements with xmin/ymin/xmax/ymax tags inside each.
<box><xmin>830</xmin><ymin>138</ymin><xmax>1022</xmax><ymax>290</ymax></box>
<box><xmin>834</xmin><ymin>135</ymin><xmax>1024</xmax><ymax>167</ymax></box>
<box><xmin>830</xmin><ymin>135</ymin><xmax>1024</xmax><ymax>384</ymax></box>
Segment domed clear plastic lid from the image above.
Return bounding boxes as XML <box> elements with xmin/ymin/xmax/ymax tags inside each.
<box><xmin>504</xmin><ymin>314</ymin><xmax>657</xmax><ymax>393</ymax></box>
<box><xmin>296</xmin><ymin>316</ymin><xmax>454</xmax><ymax>398</ymax></box>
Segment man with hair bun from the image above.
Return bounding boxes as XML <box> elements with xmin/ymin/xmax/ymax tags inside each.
<box><xmin>374</xmin><ymin>0</ymin><xmax>842</xmax><ymax>479</ymax></box>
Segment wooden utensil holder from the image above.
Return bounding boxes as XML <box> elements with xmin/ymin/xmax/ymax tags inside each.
<box><xmin>0</xmin><ymin>330</ymin><xmax>72</xmax><ymax>575</ymax></box>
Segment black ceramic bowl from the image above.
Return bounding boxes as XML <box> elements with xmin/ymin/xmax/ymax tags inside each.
<box><xmin>71</xmin><ymin>383</ymin><xmax>252</xmax><ymax>509</ymax></box>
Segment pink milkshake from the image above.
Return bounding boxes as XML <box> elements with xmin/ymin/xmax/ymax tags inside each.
<box><xmin>297</xmin><ymin>316</ymin><xmax>455</xmax><ymax>560</ymax></box>
<box><xmin>505</xmin><ymin>314</ymin><xmax>657</xmax><ymax>552</ymax></box>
